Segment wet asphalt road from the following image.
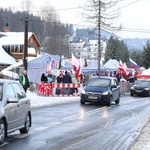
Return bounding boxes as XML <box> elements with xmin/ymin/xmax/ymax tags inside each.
<box><xmin>1</xmin><ymin>95</ymin><xmax>150</xmax><ymax>150</ymax></box>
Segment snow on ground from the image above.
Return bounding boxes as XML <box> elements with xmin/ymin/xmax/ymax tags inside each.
<box><xmin>26</xmin><ymin>90</ymin><xmax>80</xmax><ymax>108</ymax></box>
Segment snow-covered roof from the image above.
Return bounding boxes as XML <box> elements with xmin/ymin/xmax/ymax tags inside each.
<box><xmin>0</xmin><ymin>57</ymin><xmax>36</xmax><ymax>74</ymax></box>
<box><xmin>0</xmin><ymin>45</ymin><xmax>16</xmax><ymax>65</ymax></box>
<box><xmin>1</xmin><ymin>70</ymin><xmax>19</xmax><ymax>80</ymax></box>
<box><xmin>141</xmin><ymin>68</ymin><xmax>150</xmax><ymax>75</ymax></box>
<box><xmin>0</xmin><ymin>32</ymin><xmax>33</xmax><ymax>45</ymax></box>
<box><xmin>103</xmin><ymin>59</ymin><xmax>119</xmax><ymax>70</ymax></box>
<box><xmin>0</xmin><ymin>32</ymin><xmax>32</xmax><ymax>37</ymax></box>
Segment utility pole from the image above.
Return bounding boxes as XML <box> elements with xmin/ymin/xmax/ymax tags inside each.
<box><xmin>23</xmin><ymin>17</ymin><xmax>28</xmax><ymax>70</ymax></box>
<box><xmin>97</xmin><ymin>0</ymin><xmax>101</xmax><ymax>75</ymax></box>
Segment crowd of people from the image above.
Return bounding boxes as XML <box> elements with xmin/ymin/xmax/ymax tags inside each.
<box><xmin>40</xmin><ymin>70</ymin><xmax>79</xmax><ymax>94</ymax></box>
<box><xmin>18</xmin><ymin>68</ymin><xmax>137</xmax><ymax>95</ymax></box>
<box><xmin>40</xmin><ymin>69</ymin><xmax>137</xmax><ymax>83</ymax></box>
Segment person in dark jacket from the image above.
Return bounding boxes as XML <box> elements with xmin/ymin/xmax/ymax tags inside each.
<box><xmin>41</xmin><ymin>73</ymin><xmax>48</xmax><ymax>83</ymax></box>
<box><xmin>62</xmin><ymin>71</ymin><xmax>72</xmax><ymax>94</ymax></box>
<box><xmin>62</xmin><ymin>71</ymin><xmax>72</xmax><ymax>83</ymax></box>
<box><xmin>19</xmin><ymin>70</ymin><xmax>30</xmax><ymax>92</ymax></box>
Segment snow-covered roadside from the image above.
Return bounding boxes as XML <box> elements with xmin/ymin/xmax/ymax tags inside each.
<box><xmin>26</xmin><ymin>90</ymin><xmax>80</xmax><ymax>108</ymax></box>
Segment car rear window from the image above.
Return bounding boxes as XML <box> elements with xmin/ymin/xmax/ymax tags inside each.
<box><xmin>0</xmin><ymin>83</ymin><xmax>3</xmax><ymax>100</ymax></box>
<box><xmin>87</xmin><ymin>78</ymin><xmax>110</xmax><ymax>87</ymax></box>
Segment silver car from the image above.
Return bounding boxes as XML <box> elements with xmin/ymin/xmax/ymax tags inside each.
<box><xmin>0</xmin><ymin>79</ymin><xmax>32</xmax><ymax>144</ymax></box>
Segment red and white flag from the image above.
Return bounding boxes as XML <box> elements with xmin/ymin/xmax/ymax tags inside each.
<box><xmin>72</xmin><ymin>53</ymin><xmax>79</xmax><ymax>70</ymax></box>
<box><xmin>114</xmin><ymin>60</ymin><xmax>129</xmax><ymax>76</ymax></box>
<box><xmin>75</xmin><ymin>58</ymin><xmax>83</xmax><ymax>78</ymax></box>
<box><xmin>72</xmin><ymin>53</ymin><xmax>83</xmax><ymax>78</ymax></box>
<box><xmin>118</xmin><ymin>60</ymin><xmax>129</xmax><ymax>76</ymax></box>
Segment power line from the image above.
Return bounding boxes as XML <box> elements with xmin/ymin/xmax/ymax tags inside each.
<box><xmin>32</xmin><ymin>6</ymin><xmax>85</xmax><ymax>12</ymax></box>
<box><xmin>121</xmin><ymin>28</ymin><xmax>150</xmax><ymax>33</ymax></box>
<box><xmin>108</xmin><ymin>0</ymin><xmax>141</xmax><ymax>14</ymax></box>
<box><xmin>3</xmin><ymin>13</ymin><xmax>150</xmax><ymax>34</ymax></box>
<box><xmin>118</xmin><ymin>0</ymin><xmax>141</xmax><ymax>10</ymax></box>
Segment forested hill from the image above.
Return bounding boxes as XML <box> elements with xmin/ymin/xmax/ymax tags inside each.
<box><xmin>100</xmin><ymin>30</ymin><xmax>149</xmax><ymax>51</ymax></box>
<box><xmin>122</xmin><ymin>38</ymin><xmax>149</xmax><ymax>50</ymax></box>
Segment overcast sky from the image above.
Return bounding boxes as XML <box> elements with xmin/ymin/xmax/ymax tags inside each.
<box><xmin>0</xmin><ymin>0</ymin><xmax>150</xmax><ymax>38</ymax></box>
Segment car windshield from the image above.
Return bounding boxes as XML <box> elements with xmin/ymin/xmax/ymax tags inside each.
<box><xmin>0</xmin><ymin>83</ymin><xmax>3</xmax><ymax>101</ymax></box>
<box><xmin>135</xmin><ymin>80</ymin><xmax>150</xmax><ymax>86</ymax></box>
<box><xmin>87</xmin><ymin>78</ymin><xmax>110</xmax><ymax>87</ymax></box>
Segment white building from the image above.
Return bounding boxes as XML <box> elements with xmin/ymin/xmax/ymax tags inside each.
<box><xmin>70</xmin><ymin>39</ymin><xmax>107</xmax><ymax>65</ymax></box>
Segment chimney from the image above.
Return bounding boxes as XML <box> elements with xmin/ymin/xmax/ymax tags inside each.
<box><xmin>3</xmin><ymin>23</ymin><xmax>10</xmax><ymax>32</ymax></box>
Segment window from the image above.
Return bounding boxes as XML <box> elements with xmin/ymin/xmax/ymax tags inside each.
<box><xmin>112</xmin><ymin>79</ymin><xmax>118</xmax><ymax>86</ymax></box>
<box><xmin>6</xmin><ymin>83</ymin><xmax>16</xmax><ymax>99</ymax></box>
<box><xmin>88</xmin><ymin>78</ymin><xmax>110</xmax><ymax>87</ymax></box>
<box><xmin>10</xmin><ymin>45</ymin><xmax>14</xmax><ymax>52</ymax></box>
<box><xmin>12</xmin><ymin>83</ymin><xmax>26</xmax><ymax>99</ymax></box>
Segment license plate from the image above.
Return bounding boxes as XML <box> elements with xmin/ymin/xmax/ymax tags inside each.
<box><xmin>136</xmin><ymin>90</ymin><xmax>141</xmax><ymax>92</ymax></box>
<box><xmin>88</xmin><ymin>96</ymin><xmax>97</xmax><ymax>100</ymax></box>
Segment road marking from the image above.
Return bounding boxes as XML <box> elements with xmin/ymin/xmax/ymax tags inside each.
<box><xmin>0</xmin><ymin>142</ymin><xmax>9</xmax><ymax>147</ymax></box>
<box><xmin>34</xmin><ymin>126</ymin><xmax>49</xmax><ymax>131</ymax></box>
<box><xmin>104</xmin><ymin>118</ymin><xmax>113</xmax><ymax>128</ymax></box>
<box><xmin>63</xmin><ymin>106</ymin><xmax>108</xmax><ymax>121</ymax></box>
<box><xmin>14</xmin><ymin>134</ymin><xmax>30</xmax><ymax>138</ymax></box>
<box><xmin>82</xmin><ymin>106</ymin><xmax>108</xmax><ymax>116</ymax></box>
<box><xmin>33</xmin><ymin>106</ymin><xmax>113</xmax><ymax>132</ymax></box>
<box><xmin>50</xmin><ymin>122</ymin><xmax>62</xmax><ymax>125</ymax></box>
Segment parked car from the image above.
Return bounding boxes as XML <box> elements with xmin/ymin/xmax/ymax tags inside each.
<box><xmin>130</xmin><ymin>79</ymin><xmax>150</xmax><ymax>97</ymax></box>
<box><xmin>80</xmin><ymin>76</ymin><xmax>121</xmax><ymax>106</ymax></box>
<box><xmin>0</xmin><ymin>79</ymin><xmax>32</xmax><ymax>145</ymax></box>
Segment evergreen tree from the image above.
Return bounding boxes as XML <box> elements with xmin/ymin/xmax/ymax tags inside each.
<box><xmin>141</xmin><ymin>40</ymin><xmax>150</xmax><ymax>69</ymax></box>
<box><xmin>105</xmin><ymin>36</ymin><xmax>129</xmax><ymax>64</ymax></box>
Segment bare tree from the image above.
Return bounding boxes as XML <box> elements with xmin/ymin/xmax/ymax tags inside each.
<box><xmin>20</xmin><ymin>0</ymin><xmax>33</xmax><ymax>12</ymax></box>
<box><xmin>38</xmin><ymin>5</ymin><xmax>70</xmax><ymax>57</ymax></box>
<box><xmin>82</xmin><ymin>0</ymin><xmax>121</xmax><ymax>31</ymax></box>
<box><xmin>81</xmin><ymin>0</ymin><xmax>121</xmax><ymax>74</ymax></box>
<box><xmin>38</xmin><ymin>5</ymin><xmax>60</xmax><ymax>38</ymax></box>
<box><xmin>2</xmin><ymin>0</ymin><xmax>72</xmax><ymax>57</ymax></box>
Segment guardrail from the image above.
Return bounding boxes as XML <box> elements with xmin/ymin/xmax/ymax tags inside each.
<box><xmin>37</xmin><ymin>83</ymin><xmax>83</xmax><ymax>96</ymax></box>
<box><xmin>119</xmin><ymin>82</ymin><xmax>131</xmax><ymax>94</ymax></box>
<box><xmin>37</xmin><ymin>82</ymin><xmax>131</xmax><ymax>96</ymax></box>
<box><xmin>53</xmin><ymin>83</ymin><xmax>83</xmax><ymax>96</ymax></box>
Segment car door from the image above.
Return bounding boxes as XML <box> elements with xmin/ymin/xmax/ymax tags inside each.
<box><xmin>12</xmin><ymin>82</ymin><xmax>28</xmax><ymax>127</ymax></box>
<box><xmin>4</xmin><ymin>83</ymin><xmax>18</xmax><ymax>131</ymax></box>
<box><xmin>111</xmin><ymin>79</ymin><xmax>120</xmax><ymax>100</ymax></box>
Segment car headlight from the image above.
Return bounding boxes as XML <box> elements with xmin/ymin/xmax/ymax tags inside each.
<box><xmin>131</xmin><ymin>87</ymin><xmax>135</xmax><ymax>90</ymax></box>
<box><xmin>102</xmin><ymin>91</ymin><xmax>109</xmax><ymax>95</ymax></box>
<box><xmin>144</xmin><ymin>88</ymin><xmax>149</xmax><ymax>90</ymax></box>
<box><xmin>81</xmin><ymin>90</ymin><xmax>86</xmax><ymax>94</ymax></box>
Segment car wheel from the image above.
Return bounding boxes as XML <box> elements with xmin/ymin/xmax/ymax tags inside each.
<box><xmin>0</xmin><ymin>120</ymin><xmax>6</xmax><ymax>145</ymax></box>
<box><xmin>80</xmin><ymin>100</ymin><xmax>85</xmax><ymax>104</ymax></box>
<box><xmin>20</xmin><ymin>113</ymin><xmax>31</xmax><ymax>134</ymax></box>
<box><xmin>107</xmin><ymin>96</ymin><xmax>111</xmax><ymax>107</ymax></box>
<box><xmin>130</xmin><ymin>92</ymin><xmax>133</xmax><ymax>96</ymax></box>
<box><xmin>115</xmin><ymin>96</ymin><xmax>120</xmax><ymax>105</ymax></box>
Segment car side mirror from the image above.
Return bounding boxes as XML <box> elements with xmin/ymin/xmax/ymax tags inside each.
<box><xmin>7</xmin><ymin>98</ymin><xmax>18</xmax><ymax>103</ymax></box>
<box><xmin>111</xmin><ymin>85</ymin><xmax>117</xmax><ymax>88</ymax></box>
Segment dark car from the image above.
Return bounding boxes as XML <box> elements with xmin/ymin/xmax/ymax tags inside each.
<box><xmin>80</xmin><ymin>76</ymin><xmax>121</xmax><ymax>106</ymax></box>
<box><xmin>0</xmin><ymin>79</ymin><xmax>32</xmax><ymax>145</ymax></box>
<box><xmin>130</xmin><ymin>79</ymin><xmax>150</xmax><ymax>97</ymax></box>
